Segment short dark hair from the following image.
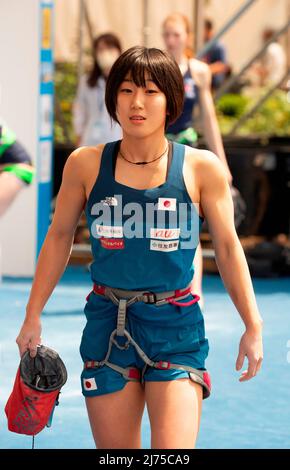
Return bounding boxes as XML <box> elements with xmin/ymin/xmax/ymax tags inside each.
<box><xmin>105</xmin><ymin>46</ymin><xmax>184</xmax><ymax>129</ymax></box>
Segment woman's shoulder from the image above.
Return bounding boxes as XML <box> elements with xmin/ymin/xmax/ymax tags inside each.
<box><xmin>62</xmin><ymin>144</ymin><xmax>106</xmax><ymax>191</ymax></box>
<box><xmin>71</xmin><ymin>143</ymin><xmax>106</xmax><ymax>160</ymax></box>
<box><xmin>182</xmin><ymin>146</ymin><xmax>227</xmax><ymax>204</ymax></box>
<box><xmin>188</xmin><ymin>58</ymin><xmax>211</xmax><ymax>87</ymax></box>
<box><xmin>184</xmin><ymin>146</ymin><xmax>227</xmax><ymax>181</ymax></box>
<box><xmin>184</xmin><ymin>145</ymin><xmax>215</xmax><ymax>163</ymax></box>
<box><xmin>188</xmin><ymin>57</ymin><xmax>209</xmax><ymax>73</ymax></box>
<box><xmin>65</xmin><ymin>144</ymin><xmax>105</xmax><ymax>174</ymax></box>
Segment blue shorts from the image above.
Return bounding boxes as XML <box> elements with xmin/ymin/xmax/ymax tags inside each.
<box><xmin>80</xmin><ymin>291</ymin><xmax>210</xmax><ymax>398</ymax></box>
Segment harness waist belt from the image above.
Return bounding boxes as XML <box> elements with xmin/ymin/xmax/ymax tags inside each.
<box><xmin>90</xmin><ymin>283</ymin><xmax>200</xmax><ymax>307</ymax></box>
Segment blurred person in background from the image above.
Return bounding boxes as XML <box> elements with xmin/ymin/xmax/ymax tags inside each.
<box><xmin>162</xmin><ymin>12</ymin><xmax>233</xmax><ymax>308</ymax></box>
<box><xmin>256</xmin><ymin>28</ymin><xmax>287</xmax><ymax>86</ymax></box>
<box><xmin>0</xmin><ymin>119</ymin><xmax>34</xmax><ymax>216</ymax></box>
<box><xmin>73</xmin><ymin>33</ymin><xmax>123</xmax><ymax>147</ymax></box>
<box><xmin>201</xmin><ymin>18</ymin><xmax>229</xmax><ymax>91</ymax></box>
<box><xmin>162</xmin><ymin>13</ymin><xmax>231</xmax><ymax>175</ymax></box>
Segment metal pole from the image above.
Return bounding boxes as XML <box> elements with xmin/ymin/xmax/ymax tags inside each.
<box><xmin>194</xmin><ymin>0</ymin><xmax>204</xmax><ymax>54</ymax></box>
<box><xmin>83</xmin><ymin>0</ymin><xmax>95</xmax><ymax>47</ymax></box>
<box><xmin>77</xmin><ymin>0</ymin><xmax>85</xmax><ymax>81</ymax></box>
<box><xmin>142</xmin><ymin>0</ymin><xmax>150</xmax><ymax>47</ymax></box>
<box><xmin>287</xmin><ymin>0</ymin><xmax>290</xmax><ymax>70</ymax></box>
<box><xmin>196</xmin><ymin>0</ymin><xmax>258</xmax><ymax>59</ymax></box>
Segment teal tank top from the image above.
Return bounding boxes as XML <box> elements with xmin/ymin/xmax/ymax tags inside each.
<box><xmin>85</xmin><ymin>139</ymin><xmax>204</xmax><ymax>292</ymax></box>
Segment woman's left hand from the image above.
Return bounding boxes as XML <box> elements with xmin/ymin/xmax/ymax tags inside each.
<box><xmin>236</xmin><ymin>328</ymin><xmax>263</xmax><ymax>381</ymax></box>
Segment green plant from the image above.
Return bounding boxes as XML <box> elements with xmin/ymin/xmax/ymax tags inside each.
<box><xmin>216</xmin><ymin>93</ymin><xmax>249</xmax><ymax>118</ymax></box>
<box><xmin>54</xmin><ymin>62</ymin><xmax>78</xmax><ymax>145</ymax></box>
<box><xmin>217</xmin><ymin>90</ymin><xmax>290</xmax><ymax>137</ymax></box>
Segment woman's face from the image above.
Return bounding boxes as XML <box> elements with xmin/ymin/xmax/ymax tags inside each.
<box><xmin>116</xmin><ymin>72</ymin><xmax>167</xmax><ymax>137</ymax></box>
<box><xmin>95</xmin><ymin>42</ymin><xmax>120</xmax><ymax>73</ymax></box>
<box><xmin>162</xmin><ymin>20</ymin><xmax>188</xmax><ymax>57</ymax></box>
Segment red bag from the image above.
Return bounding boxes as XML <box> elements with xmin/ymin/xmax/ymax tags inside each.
<box><xmin>5</xmin><ymin>368</ymin><xmax>59</xmax><ymax>435</ymax></box>
<box><xmin>5</xmin><ymin>346</ymin><xmax>67</xmax><ymax>436</ymax></box>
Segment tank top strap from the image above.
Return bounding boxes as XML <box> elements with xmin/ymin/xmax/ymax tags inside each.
<box><xmin>96</xmin><ymin>139</ymin><xmax>120</xmax><ymax>184</ymax></box>
<box><xmin>169</xmin><ymin>141</ymin><xmax>185</xmax><ymax>187</ymax></box>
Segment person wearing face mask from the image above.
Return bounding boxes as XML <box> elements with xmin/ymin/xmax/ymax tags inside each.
<box><xmin>73</xmin><ymin>33</ymin><xmax>123</xmax><ymax>147</ymax></box>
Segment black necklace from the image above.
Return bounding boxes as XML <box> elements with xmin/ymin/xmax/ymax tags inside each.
<box><xmin>119</xmin><ymin>141</ymin><xmax>168</xmax><ymax>166</ymax></box>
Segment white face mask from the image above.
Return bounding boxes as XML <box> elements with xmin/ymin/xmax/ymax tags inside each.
<box><xmin>96</xmin><ymin>49</ymin><xmax>119</xmax><ymax>71</ymax></box>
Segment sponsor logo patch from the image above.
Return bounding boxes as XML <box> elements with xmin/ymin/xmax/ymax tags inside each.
<box><xmin>96</xmin><ymin>224</ymin><xmax>123</xmax><ymax>238</ymax></box>
<box><xmin>100</xmin><ymin>196</ymin><xmax>118</xmax><ymax>206</ymax></box>
<box><xmin>150</xmin><ymin>228</ymin><xmax>180</xmax><ymax>240</ymax></box>
<box><xmin>157</xmin><ymin>198</ymin><xmax>176</xmax><ymax>211</ymax></box>
<box><xmin>150</xmin><ymin>239</ymin><xmax>179</xmax><ymax>252</ymax></box>
<box><xmin>100</xmin><ymin>237</ymin><xmax>125</xmax><ymax>250</ymax></box>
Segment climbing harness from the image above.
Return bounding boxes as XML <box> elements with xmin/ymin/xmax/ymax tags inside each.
<box><xmin>84</xmin><ymin>284</ymin><xmax>211</xmax><ymax>398</ymax></box>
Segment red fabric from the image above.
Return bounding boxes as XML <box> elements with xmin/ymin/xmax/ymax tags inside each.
<box><xmin>5</xmin><ymin>368</ymin><xmax>59</xmax><ymax>436</ymax></box>
<box><xmin>100</xmin><ymin>238</ymin><xmax>125</xmax><ymax>250</ymax></box>
<box><xmin>128</xmin><ymin>368</ymin><xmax>141</xmax><ymax>379</ymax></box>
<box><xmin>168</xmin><ymin>293</ymin><xmax>200</xmax><ymax>307</ymax></box>
<box><xmin>174</xmin><ymin>287</ymin><xmax>191</xmax><ymax>297</ymax></box>
<box><xmin>92</xmin><ymin>285</ymin><xmax>106</xmax><ymax>296</ymax></box>
<box><xmin>203</xmin><ymin>371</ymin><xmax>212</xmax><ymax>391</ymax></box>
<box><xmin>156</xmin><ymin>361</ymin><xmax>171</xmax><ymax>369</ymax></box>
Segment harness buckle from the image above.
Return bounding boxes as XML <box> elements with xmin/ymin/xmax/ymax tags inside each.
<box><xmin>112</xmin><ymin>336</ymin><xmax>130</xmax><ymax>350</ymax></box>
<box><xmin>142</xmin><ymin>292</ymin><xmax>157</xmax><ymax>304</ymax></box>
<box><xmin>156</xmin><ymin>361</ymin><xmax>171</xmax><ymax>370</ymax></box>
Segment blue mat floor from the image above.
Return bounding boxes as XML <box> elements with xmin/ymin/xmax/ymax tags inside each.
<box><xmin>0</xmin><ymin>267</ymin><xmax>289</xmax><ymax>449</ymax></box>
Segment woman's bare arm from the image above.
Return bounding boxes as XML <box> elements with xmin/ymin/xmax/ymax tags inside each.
<box><xmin>26</xmin><ymin>150</ymin><xmax>87</xmax><ymax>316</ymax></box>
<box><xmin>199</xmin><ymin>151</ymin><xmax>263</xmax><ymax>380</ymax></box>
<box><xmin>17</xmin><ymin>148</ymin><xmax>88</xmax><ymax>356</ymax></box>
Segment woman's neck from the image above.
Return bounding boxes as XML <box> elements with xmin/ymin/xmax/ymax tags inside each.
<box><xmin>120</xmin><ymin>131</ymin><xmax>168</xmax><ymax>163</ymax></box>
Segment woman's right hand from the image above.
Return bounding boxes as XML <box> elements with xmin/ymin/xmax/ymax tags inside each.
<box><xmin>16</xmin><ymin>317</ymin><xmax>42</xmax><ymax>358</ymax></box>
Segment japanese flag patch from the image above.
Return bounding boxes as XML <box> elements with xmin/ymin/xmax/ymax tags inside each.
<box><xmin>157</xmin><ymin>198</ymin><xmax>176</xmax><ymax>211</ymax></box>
<box><xmin>83</xmin><ymin>377</ymin><xmax>98</xmax><ymax>391</ymax></box>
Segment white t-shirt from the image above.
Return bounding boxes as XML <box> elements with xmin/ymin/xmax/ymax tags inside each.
<box><xmin>263</xmin><ymin>42</ymin><xmax>287</xmax><ymax>84</ymax></box>
<box><xmin>73</xmin><ymin>75</ymin><xmax>122</xmax><ymax>146</ymax></box>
